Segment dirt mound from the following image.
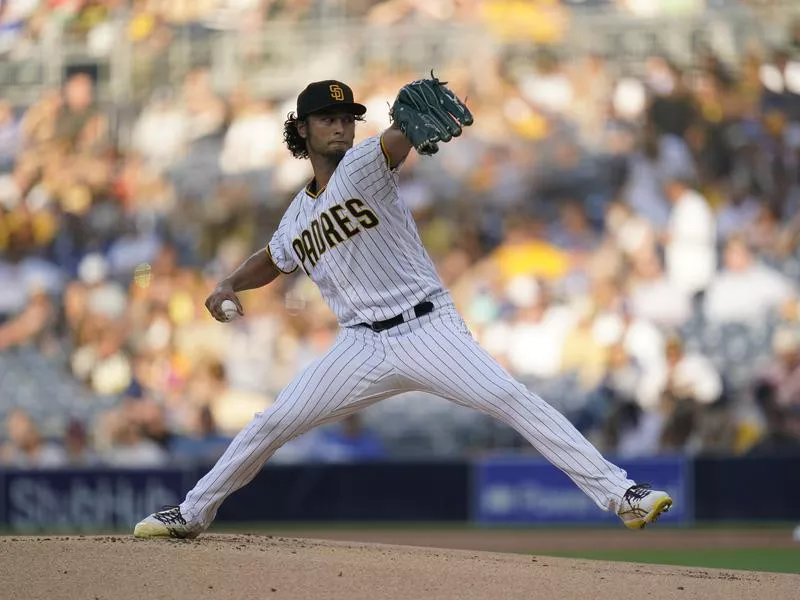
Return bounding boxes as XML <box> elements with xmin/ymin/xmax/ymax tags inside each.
<box><xmin>255</xmin><ymin>527</ymin><xmax>799</xmax><ymax>553</ymax></box>
<box><xmin>1</xmin><ymin>534</ymin><xmax>795</xmax><ymax>600</ymax></box>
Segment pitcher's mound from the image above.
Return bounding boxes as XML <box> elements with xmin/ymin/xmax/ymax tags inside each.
<box><xmin>0</xmin><ymin>534</ymin><xmax>794</xmax><ymax>600</ymax></box>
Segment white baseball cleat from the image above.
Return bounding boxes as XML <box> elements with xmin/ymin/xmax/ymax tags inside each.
<box><xmin>617</xmin><ymin>484</ymin><xmax>673</xmax><ymax>530</ymax></box>
<box><xmin>133</xmin><ymin>506</ymin><xmax>200</xmax><ymax>539</ymax></box>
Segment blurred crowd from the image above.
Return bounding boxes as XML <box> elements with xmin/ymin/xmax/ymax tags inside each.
<box><xmin>0</xmin><ymin>0</ymin><xmax>784</xmax><ymax>59</ymax></box>
<box><xmin>2</xmin><ymin>4</ymin><xmax>800</xmax><ymax>469</ymax></box>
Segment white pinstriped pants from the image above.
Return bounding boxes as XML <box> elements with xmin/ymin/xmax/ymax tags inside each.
<box><xmin>181</xmin><ymin>294</ymin><xmax>634</xmax><ymax>528</ymax></box>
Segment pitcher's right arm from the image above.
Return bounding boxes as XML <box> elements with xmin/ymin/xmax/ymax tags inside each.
<box><xmin>205</xmin><ymin>249</ymin><xmax>282</xmax><ymax>321</ymax></box>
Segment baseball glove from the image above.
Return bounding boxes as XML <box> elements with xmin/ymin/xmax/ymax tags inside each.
<box><xmin>390</xmin><ymin>71</ymin><xmax>474</xmax><ymax>156</ymax></box>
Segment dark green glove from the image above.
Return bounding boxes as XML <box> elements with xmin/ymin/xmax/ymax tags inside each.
<box><xmin>390</xmin><ymin>71</ymin><xmax>474</xmax><ymax>156</ymax></box>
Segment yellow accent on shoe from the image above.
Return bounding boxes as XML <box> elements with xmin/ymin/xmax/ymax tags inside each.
<box><xmin>623</xmin><ymin>495</ymin><xmax>673</xmax><ymax>530</ymax></box>
<box><xmin>133</xmin><ymin>521</ymin><xmax>173</xmax><ymax>538</ymax></box>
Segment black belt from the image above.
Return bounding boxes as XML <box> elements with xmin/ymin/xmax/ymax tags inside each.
<box><xmin>361</xmin><ymin>301</ymin><xmax>434</xmax><ymax>332</ymax></box>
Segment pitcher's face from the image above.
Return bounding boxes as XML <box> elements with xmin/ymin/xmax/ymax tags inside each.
<box><xmin>300</xmin><ymin>111</ymin><xmax>357</xmax><ymax>163</ymax></box>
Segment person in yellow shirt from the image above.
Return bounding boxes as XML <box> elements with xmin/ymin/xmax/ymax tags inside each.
<box><xmin>480</xmin><ymin>0</ymin><xmax>568</xmax><ymax>45</ymax></box>
<box><xmin>489</xmin><ymin>217</ymin><xmax>572</xmax><ymax>282</ymax></box>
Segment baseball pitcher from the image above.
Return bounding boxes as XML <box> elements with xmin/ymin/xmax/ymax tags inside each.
<box><xmin>134</xmin><ymin>75</ymin><xmax>672</xmax><ymax>538</ymax></box>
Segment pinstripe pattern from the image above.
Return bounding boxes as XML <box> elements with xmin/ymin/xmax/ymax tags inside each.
<box><xmin>387</xmin><ymin>305</ymin><xmax>633</xmax><ymax>509</ymax></box>
<box><xmin>176</xmin><ymin>133</ymin><xmax>636</xmax><ymax>532</ymax></box>
<box><xmin>181</xmin><ymin>296</ymin><xmax>633</xmax><ymax>529</ymax></box>
<box><xmin>181</xmin><ymin>327</ymin><xmax>402</xmax><ymax>526</ymax></box>
<box><xmin>267</xmin><ymin>135</ymin><xmax>442</xmax><ymax>327</ymax></box>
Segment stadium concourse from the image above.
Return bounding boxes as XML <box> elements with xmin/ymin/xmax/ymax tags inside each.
<box><xmin>2</xmin><ymin>1</ymin><xmax>800</xmax><ymax>469</ymax></box>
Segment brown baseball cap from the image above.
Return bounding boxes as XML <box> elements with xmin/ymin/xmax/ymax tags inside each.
<box><xmin>297</xmin><ymin>80</ymin><xmax>367</xmax><ymax>119</ymax></box>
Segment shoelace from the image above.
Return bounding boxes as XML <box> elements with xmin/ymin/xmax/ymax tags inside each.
<box><xmin>623</xmin><ymin>483</ymin><xmax>652</xmax><ymax>502</ymax></box>
<box><xmin>153</xmin><ymin>506</ymin><xmax>186</xmax><ymax>526</ymax></box>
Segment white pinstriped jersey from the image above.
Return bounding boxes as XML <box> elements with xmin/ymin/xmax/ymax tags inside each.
<box><xmin>182</xmin><ymin>138</ymin><xmax>638</xmax><ymax>535</ymax></box>
<box><xmin>267</xmin><ymin>135</ymin><xmax>445</xmax><ymax>327</ymax></box>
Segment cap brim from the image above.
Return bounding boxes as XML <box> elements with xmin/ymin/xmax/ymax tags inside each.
<box><xmin>303</xmin><ymin>102</ymin><xmax>367</xmax><ymax>118</ymax></box>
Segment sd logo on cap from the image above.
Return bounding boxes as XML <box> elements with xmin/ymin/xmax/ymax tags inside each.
<box><xmin>296</xmin><ymin>80</ymin><xmax>367</xmax><ymax>119</ymax></box>
<box><xmin>329</xmin><ymin>84</ymin><xmax>345</xmax><ymax>101</ymax></box>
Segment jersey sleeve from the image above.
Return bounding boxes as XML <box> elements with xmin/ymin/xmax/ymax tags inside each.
<box><xmin>266</xmin><ymin>212</ymin><xmax>298</xmax><ymax>274</ymax></box>
<box><xmin>342</xmin><ymin>135</ymin><xmax>400</xmax><ymax>198</ymax></box>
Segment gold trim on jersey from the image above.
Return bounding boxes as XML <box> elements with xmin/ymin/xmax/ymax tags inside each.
<box><xmin>305</xmin><ymin>179</ymin><xmax>327</xmax><ymax>199</ymax></box>
<box><xmin>379</xmin><ymin>134</ymin><xmax>392</xmax><ymax>170</ymax></box>
<box><xmin>266</xmin><ymin>245</ymin><xmax>298</xmax><ymax>274</ymax></box>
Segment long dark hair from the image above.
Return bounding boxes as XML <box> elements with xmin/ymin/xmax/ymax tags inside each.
<box><xmin>283</xmin><ymin>112</ymin><xmax>308</xmax><ymax>159</ymax></box>
<box><xmin>283</xmin><ymin>111</ymin><xmax>366</xmax><ymax>160</ymax></box>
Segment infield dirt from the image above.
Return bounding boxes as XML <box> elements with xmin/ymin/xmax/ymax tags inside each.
<box><xmin>1</xmin><ymin>533</ymin><xmax>797</xmax><ymax>600</ymax></box>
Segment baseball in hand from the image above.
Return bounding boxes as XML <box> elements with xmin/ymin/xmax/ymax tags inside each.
<box><xmin>221</xmin><ymin>299</ymin><xmax>239</xmax><ymax>321</ymax></box>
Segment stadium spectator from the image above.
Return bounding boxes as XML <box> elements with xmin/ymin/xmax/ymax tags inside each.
<box><xmin>747</xmin><ymin>404</ymin><xmax>800</xmax><ymax>457</ymax></box>
<box><xmin>0</xmin><ymin>408</ymin><xmax>67</xmax><ymax>468</ymax></box>
<box><xmin>645</xmin><ymin>57</ymin><xmax>697</xmax><ymax>139</ymax></box>
<box><xmin>503</xmin><ymin>280</ymin><xmax>574</xmax><ymax>380</ymax></box>
<box><xmin>561</xmin><ymin>300</ymin><xmax>610</xmax><ymax>391</ymax></box>
<box><xmin>627</xmin><ymin>249</ymin><xmax>692</xmax><ymax>329</ymax></box>
<box><xmin>580</xmin><ymin>341</ymin><xmax>643</xmax><ymax>435</ymax></box>
<box><xmin>642</xmin><ymin>336</ymin><xmax>723</xmax><ymax>453</ymax></box>
<box><xmin>621</xmin><ymin>123</ymin><xmax>693</xmax><ymax>230</ymax></box>
<box><xmin>98</xmin><ymin>408</ymin><xmax>169</xmax><ymax>468</ymax></box>
<box><xmin>704</xmin><ymin>235</ymin><xmax>797</xmax><ymax>324</ymax></box>
<box><xmin>62</xmin><ymin>419</ymin><xmax>102</xmax><ymax>466</ymax></box>
<box><xmin>609</xmin><ymin>300</ymin><xmax>667</xmax><ymax>388</ymax></box>
<box><xmin>55</xmin><ymin>72</ymin><xmax>102</xmax><ymax>149</ymax></box>
<box><xmin>181</xmin><ymin>68</ymin><xmax>227</xmax><ymax>143</ymax></box>
<box><xmin>130</xmin><ymin>88</ymin><xmax>189</xmax><ymax>173</ymax></box>
<box><xmin>753</xmin><ymin>327</ymin><xmax>800</xmax><ymax>411</ymax></box>
<box><xmin>663</xmin><ymin>171</ymin><xmax>717</xmax><ymax>302</ymax></box>
<box><xmin>0</xmin><ymin>280</ymin><xmax>55</xmax><ymax>352</ymax></box>
<box><xmin>0</xmin><ymin>226</ymin><xmax>63</xmax><ymax>320</ymax></box>
<box><xmin>70</xmin><ymin>315</ymin><xmax>133</xmax><ymax>397</ymax></box>
<box><xmin>715</xmin><ymin>181</ymin><xmax>763</xmax><ymax>243</ymax></box>
<box><xmin>219</xmin><ymin>87</ymin><xmax>281</xmax><ymax>175</ymax></box>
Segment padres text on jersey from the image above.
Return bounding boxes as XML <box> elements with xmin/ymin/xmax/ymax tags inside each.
<box><xmin>268</xmin><ymin>136</ymin><xmax>445</xmax><ymax>327</ymax></box>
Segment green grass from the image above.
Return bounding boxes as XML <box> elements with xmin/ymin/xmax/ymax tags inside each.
<box><xmin>538</xmin><ymin>548</ymin><xmax>800</xmax><ymax>574</ymax></box>
<box><xmin>209</xmin><ymin>521</ymin><xmax>800</xmax><ymax>532</ymax></box>
<box><xmin>209</xmin><ymin>523</ymin><xmax>800</xmax><ymax>575</ymax></box>
<box><xmin>4</xmin><ymin>523</ymin><xmax>799</xmax><ymax>576</ymax></box>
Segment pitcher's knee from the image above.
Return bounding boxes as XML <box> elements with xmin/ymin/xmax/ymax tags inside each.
<box><xmin>242</xmin><ymin>407</ymin><xmax>308</xmax><ymax>447</ymax></box>
<box><xmin>498</xmin><ymin>388</ymin><xmax>551</xmax><ymax>416</ymax></box>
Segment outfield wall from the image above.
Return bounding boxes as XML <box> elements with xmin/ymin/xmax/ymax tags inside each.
<box><xmin>0</xmin><ymin>456</ymin><xmax>798</xmax><ymax>532</ymax></box>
